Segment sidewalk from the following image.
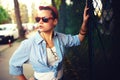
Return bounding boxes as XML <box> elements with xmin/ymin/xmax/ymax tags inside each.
<box><xmin>0</xmin><ymin>44</ymin><xmax>10</xmax><ymax>53</ymax></box>
<box><xmin>0</xmin><ymin>41</ymin><xmax>14</xmax><ymax>56</ymax></box>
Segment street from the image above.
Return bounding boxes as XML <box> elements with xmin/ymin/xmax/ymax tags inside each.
<box><xmin>0</xmin><ymin>41</ymin><xmax>34</xmax><ymax>80</ymax></box>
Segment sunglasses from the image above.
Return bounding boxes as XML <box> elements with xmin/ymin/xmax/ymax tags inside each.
<box><xmin>35</xmin><ymin>17</ymin><xmax>54</xmax><ymax>23</ymax></box>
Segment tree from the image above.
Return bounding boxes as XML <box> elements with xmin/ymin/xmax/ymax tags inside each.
<box><xmin>52</xmin><ymin>0</ymin><xmax>85</xmax><ymax>34</ymax></box>
<box><xmin>13</xmin><ymin>0</ymin><xmax>25</xmax><ymax>39</ymax></box>
<box><xmin>20</xmin><ymin>4</ymin><xmax>28</xmax><ymax>23</ymax></box>
<box><xmin>51</xmin><ymin>0</ymin><xmax>66</xmax><ymax>33</ymax></box>
<box><xmin>0</xmin><ymin>6</ymin><xmax>11</xmax><ymax>24</ymax></box>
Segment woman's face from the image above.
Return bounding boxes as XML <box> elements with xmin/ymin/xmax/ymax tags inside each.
<box><xmin>36</xmin><ymin>10</ymin><xmax>57</xmax><ymax>32</ymax></box>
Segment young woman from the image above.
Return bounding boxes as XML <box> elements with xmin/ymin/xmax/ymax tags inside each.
<box><xmin>9</xmin><ymin>5</ymin><xmax>89</xmax><ymax>80</ymax></box>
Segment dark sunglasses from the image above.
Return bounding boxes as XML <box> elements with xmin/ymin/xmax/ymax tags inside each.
<box><xmin>35</xmin><ymin>17</ymin><xmax>54</xmax><ymax>23</ymax></box>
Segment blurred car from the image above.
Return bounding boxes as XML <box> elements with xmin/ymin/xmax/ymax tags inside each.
<box><xmin>0</xmin><ymin>24</ymin><xmax>19</xmax><ymax>43</ymax></box>
<box><xmin>22</xmin><ymin>23</ymin><xmax>35</xmax><ymax>35</ymax></box>
<box><xmin>22</xmin><ymin>23</ymin><xmax>35</xmax><ymax>31</ymax></box>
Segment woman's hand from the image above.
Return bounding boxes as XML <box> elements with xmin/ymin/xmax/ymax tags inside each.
<box><xmin>16</xmin><ymin>74</ymin><xmax>27</xmax><ymax>80</ymax></box>
<box><xmin>83</xmin><ymin>6</ymin><xmax>89</xmax><ymax>24</ymax></box>
<box><xmin>79</xmin><ymin>6</ymin><xmax>90</xmax><ymax>42</ymax></box>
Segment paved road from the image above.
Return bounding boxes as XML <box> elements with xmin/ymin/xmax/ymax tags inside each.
<box><xmin>0</xmin><ymin>42</ymin><xmax>34</xmax><ymax>80</ymax></box>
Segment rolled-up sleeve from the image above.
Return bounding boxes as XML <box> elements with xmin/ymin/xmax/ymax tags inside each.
<box><xmin>9</xmin><ymin>40</ymin><xmax>29</xmax><ymax>75</ymax></box>
<box><xmin>59</xmin><ymin>33</ymin><xmax>80</xmax><ymax>47</ymax></box>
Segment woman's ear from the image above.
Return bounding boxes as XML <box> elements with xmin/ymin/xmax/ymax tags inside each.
<box><xmin>53</xmin><ymin>19</ymin><xmax>58</xmax><ymax>26</ymax></box>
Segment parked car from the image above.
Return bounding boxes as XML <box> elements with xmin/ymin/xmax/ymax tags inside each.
<box><xmin>0</xmin><ymin>24</ymin><xmax>19</xmax><ymax>43</ymax></box>
<box><xmin>22</xmin><ymin>23</ymin><xmax>35</xmax><ymax>35</ymax></box>
<box><xmin>22</xmin><ymin>23</ymin><xmax>35</xmax><ymax>31</ymax></box>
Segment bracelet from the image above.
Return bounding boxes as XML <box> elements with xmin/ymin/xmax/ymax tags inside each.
<box><xmin>79</xmin><ymin>28</ymin><xmax>87</xmax><ymax>35</ymax></box>
<box><xmin>79</xmin><ymin>31</ymin><xmax>86</xmax><ymax>35</ymax></box>
<box><xmin>81</xmin><ymin>28</ymin><xmax>87</xmax><ymax>32</ymax></box>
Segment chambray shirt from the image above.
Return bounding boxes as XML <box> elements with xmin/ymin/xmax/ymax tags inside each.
<box><xmin>9</xmin><ymin>31</ymin><xmax>80</xmax><ymax>77</ymax></box>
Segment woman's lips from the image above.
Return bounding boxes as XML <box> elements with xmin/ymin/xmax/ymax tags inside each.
<box><xmin>39</xmin><ymin>25</ymin><xmax>43</xmax><ymax>28</ymax></box>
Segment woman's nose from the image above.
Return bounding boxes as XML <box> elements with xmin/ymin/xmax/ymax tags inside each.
<box><xmin>38</xmin><ymin>19</ymin><xmax>43</xmax><ymax>23</ymax></box>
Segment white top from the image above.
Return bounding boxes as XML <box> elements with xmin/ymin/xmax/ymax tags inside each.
<box><xmin>34</xmin><ymin>47</ymin><xmax>63</xmax><ymax>80</ymax></box>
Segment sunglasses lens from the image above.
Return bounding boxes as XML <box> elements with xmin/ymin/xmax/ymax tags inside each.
<box><xmin>35</xmin><ymin>17</ymin><xmax>53</xmax><ymax>23</ymax></box>
<box><xmin>42</xmin><ymin>17</ymin><xmax>49</xmax><ymax>22</ymax></box>
<box><xmin>35</xmin><ymin>17</ymin><xmax>40</xmax><ymax>22</ymax></box>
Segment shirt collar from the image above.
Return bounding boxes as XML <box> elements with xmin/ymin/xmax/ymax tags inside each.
<box><xmin>34</xmin><ymin>31</ymin><xmax>58</xmax><ymax>44</ymax></box>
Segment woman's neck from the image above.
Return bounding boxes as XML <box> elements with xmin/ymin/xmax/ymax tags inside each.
<box><xmin>40</xmin><ymin>31</ymin><xmax>54</xmax><ymax>41</ymax></box>
<box><xmin>40</xmin><ymin>31</ymin><xmax>54</xmax><ymax>48</ymax></box>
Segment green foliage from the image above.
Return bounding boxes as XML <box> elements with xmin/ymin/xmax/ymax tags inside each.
<box><xmin>54</xmin><ymin>0</ymin><xmax>61</xmax><ymax>10</ymax></box>
<box><xmin>55</xmin><ymin>0</ymin><xmax>86</xmax><ymax>34</ymax></box>
<box><xmin>65</xmin><ymin>0</ymin><xmax>86</xmax><ymax>34</ymax></box>
<box><xmin>0</xmin><ymin>6</ymin><xmax>11</xmax><ymax>24</ymax></box>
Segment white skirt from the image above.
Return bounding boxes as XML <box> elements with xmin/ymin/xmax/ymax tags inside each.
<box><xmin>34</xmin><ymin>68</ymin><xmax>63</xmax><ymax>80</ymax></box>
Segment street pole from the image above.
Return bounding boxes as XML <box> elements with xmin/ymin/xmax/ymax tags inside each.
<box><xmin>86</xmin><ymin>0</ymin><xmax>95</xmax><ymax>80</ymax></box>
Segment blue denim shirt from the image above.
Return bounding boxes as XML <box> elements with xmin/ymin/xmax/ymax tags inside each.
<box><xmin>9</xmin><ymin>31</ymin><xmax>80</xmax><ymax>77</ymax></box>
